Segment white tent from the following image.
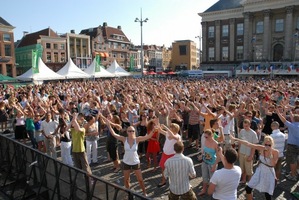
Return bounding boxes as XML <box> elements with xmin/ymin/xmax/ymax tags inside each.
<box><xmin>84</xmin><ymin>59</ymin><xmax>114</xmax><ymax>78</ymax></box>
<box><xmin>57</xmin><ymin>59</ymin><xmax>91</xmax><ymax>79</ymax></box>
<box><xmin>17</xmin><ymin>57</ymin><xmax>64</xmax><ymax>82</ymax></box>
<box><xmin>106</xmin><ymin>60</ymin><xmax>131</xmax><ymax>77</ymax></box>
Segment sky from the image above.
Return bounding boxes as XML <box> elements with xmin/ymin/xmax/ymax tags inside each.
<box><xmin>1</xmin><ymin>0</ymin><xmax>218</xmax><ymax>48</ymax></box>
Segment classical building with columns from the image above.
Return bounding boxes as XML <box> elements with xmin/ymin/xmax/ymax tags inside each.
<box><xmin>199</xmin><ymin>0</ymin><xmax>299</xmax><ymax>75</ymax></box>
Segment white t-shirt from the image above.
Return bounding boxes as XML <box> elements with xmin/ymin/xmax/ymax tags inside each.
<box><xmin>163</xmin><ymin>133</ymin><xmax>181</xmax><ymax>155</ymax></box>
<box><xmin>210</xmin><ymin>166</ymin><xmax>242</xmax><ymax>200</ymax></box>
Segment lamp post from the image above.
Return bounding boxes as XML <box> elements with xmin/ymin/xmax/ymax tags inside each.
<box><xmin>135</xmin><ymin>9</ymin><xmax>148</xmax><ymax>77</ymax></box>
<box><xmin>195</xmin><ymin>35</ymin><xmax>202</xmax><ymax>68</ymax></box>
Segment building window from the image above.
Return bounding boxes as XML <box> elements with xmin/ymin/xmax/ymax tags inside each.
<box><xmin>208</xmin><ymin>26</ymin><xmax>215</xmax><ymax>38</ymax></box>
<box><xmin>237</xmin><ymin>23</ymin><xmax>244</xmax><ymax>36</ymax></box>
<box><xmin>113</xmin><ymin>42</ymin><xmax>118</xmax><ymax>49</ymax></box>
<box><xmin>60</xmin><ymin>44</ymin><xmax>65</xmax><ymax>50</ymax></box>
<box><xmin>236</xmin><ymin>46</ymin><xmax>243</xmax><ymax>60</ymax></box>
<box><xmin>4</xmin><ymin>45</ymin><xmax>11</xmax><ymax>56</ymax></box>
<box><xmin>54</xmin><ymin>44</ymin><xmax>58</xmax><ymax>49</ymax></box>
<box><xmin>113</xmin><ymin>53</ymin><xmax>117</xmax><ymax>58</ymax></box>
<box><xmin>222</xmin><ymin>47</ymin><xmax>228</xmax><ymax>61</ymax></box>
<box><xmin>208</xmin><ymin>47</ymin><xmax>215</xmax><ymax>61</ymax></box>
<box><xmin>3</xmin><ymin>33</ymin><xmax>11</xmax><ymax>41</ymax></box>
<box><xmin>121</xmin><ymin>44</ymin><xmax>125</xmax><ymax>49</ymax></box>
<box><xmin>275</xmin><ymin>19</ymin><xmax>284</xmax><ymax>32</ymax></box>
<box><xmin>256</xmin><ymin>21</ymin><xmax>264</xmax><ymax>34</ymax></box>
<box><xmin>54</xmin><ymin>52</ymin><xmax>58</xmax><ymax>62</ymax></box>
<box><xmin>46</xmin><ymin>43</ymin><xmax>51</xmax><ymax>49</ymax></box>
<box><xmin>222</xmin><ymin>25</ymin><xmax>229</xmax><ymax>37</ymax></box>
<box><xmin>61</xmin><ymin>53</ymin><xmax>65</xmax><ymax>62</ymax></box>
<box><xmin>46</xmin><ymin>52</ymin><xmax>51</xmax><ymax>62</ymax></box>
<box><xmin>179</xmin><ymin>45</ymin><xmax>187</xmax><ymax>55</ymax></box>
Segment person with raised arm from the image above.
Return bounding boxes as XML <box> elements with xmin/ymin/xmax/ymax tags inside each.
<box><xmin>208</xmin><ymin>148</ymin><xmax>241</xmax><ymax>200</ymax></box>
<box><xmin>275</xmin><ymin>107</ymin><xmax>299</xmax><ymax>182</ymax></box>
<box><xmin>103</xmin><ymin>115</ymin><xmax>157</xmax><ymax>197</ymax></box>
<box><xmin>231</xmin><ymin>135</ymin><xmax>278</xmax><ymax>200</ymax></box>
<box><xmin>157</xmin><ymin>123</ymin><xmax>182</xmax><ymax>187</ymax></box>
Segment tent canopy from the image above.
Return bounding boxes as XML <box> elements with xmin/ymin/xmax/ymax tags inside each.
<box><xmin>84</xmin><ymin>59</ymin><xmax>114</xmax><ymax>78</ymax></box>
<box><xmin>106</xmin><ymin>60</ymin><xmax>131</xmax><ymax>77</ymax></box>
<box><xmin>17</xmin><ymin>58</ymin><xmax>64</xmax><ymax>81</ymax></box>
<box><xmin>57</xmin><ymin>59</ymin><xmax>91</xmax><ymax>79</ymax></box>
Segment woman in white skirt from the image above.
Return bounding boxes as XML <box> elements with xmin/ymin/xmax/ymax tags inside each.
<box><xmin>84</xmin><ymin>115</ymin><xmax>99</xmax><ymax>165</ymax></box>
<box><xmin>54</xmin><ymin>118</ymin><xmax>73</xmax><ymax>166</ymax></box>
<box><xmin>232</xmin><ymin>135</ymin><xmax>278</xmax><ymax>200</ymax></box>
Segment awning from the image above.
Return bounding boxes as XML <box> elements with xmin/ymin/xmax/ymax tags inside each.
<box><xmin>99</xmin><ymin>52</ymin><xmax>109</xmax><ymax>57</ymax></box>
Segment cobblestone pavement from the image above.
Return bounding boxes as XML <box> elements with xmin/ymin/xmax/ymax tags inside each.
<box><xmin>88</xmin><ymin>136</ymin><xmax>299</xmax><ymax>200</ymax></box>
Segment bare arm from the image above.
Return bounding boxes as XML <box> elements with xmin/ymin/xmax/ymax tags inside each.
<box><xmin>231</xmin><ymin>135</ymin><xmax>265</xmax><ymax>151</ymax></box>
<box><xmin>103</xmin><ymin>118</ymin><xmax>125</xmax><ymax>142</ymax></box>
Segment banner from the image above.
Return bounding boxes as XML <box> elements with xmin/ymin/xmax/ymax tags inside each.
<box><xmin>129</xmin><ymin>56</ymin><xmax>134</xmax><ymax>72</ymax></box>
<box><xmin>32</xmin><ymin>50</ymin><xmax>39</xmax><ymax>74</ymax></box>
<box><xmin>95</xmin><ymin>54</ymin><xmax>101</xmax><ymax>72</ymax></box>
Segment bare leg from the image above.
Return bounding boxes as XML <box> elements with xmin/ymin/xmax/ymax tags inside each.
<box><xmin>123</xmin><ymin>170</ymin><xmax>131</xmax><ymax>189</ymax></box>
<box><xmin>134</xmin><ymin>169</ymin><xmax>146</xmax><ymax>196</ymax></box>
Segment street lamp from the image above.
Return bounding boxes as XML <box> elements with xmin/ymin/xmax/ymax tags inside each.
<box><xmin>135</xmin><ymin>9</ymin><xmax>148</xmax><ymax>77</ymax></box>
<box><xmin>195</xmin><ymin>35</ymin><xmax>202</xmax><ymax>68</ymax></box>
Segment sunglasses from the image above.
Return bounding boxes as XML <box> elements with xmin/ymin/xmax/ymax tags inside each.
<box><xmin>265</xmin><ymin>144</ymin><xmax>271</xmax><ymax>147</ymax></box>
<box><xmin>127</xmin><ymin>130</ymin><xmax>135</xmax><ymax>133</ymax></box>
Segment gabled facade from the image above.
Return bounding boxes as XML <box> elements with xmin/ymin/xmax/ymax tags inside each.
<box><xmin>162</xmin><ymin>46</ymin><xmax>172</xmax><ymax>70</ymax></box>
<box><xmin>0</xmin><ymin>17</ymin><xmax>16</xmax><ymax>77</ymax></box>
<box><xmin>15</xmin><ymin>28</ymin><xmax>67</xmax><ymax>73</ymax></box>
<box><xmin>81</xmin><ymin>22</ymin><xmax>133</xmax><ymax>69</ymax></box>
<box><xmin>143</xmin><ymin>45</ymin><xmax>163</xmax><ymax>72</ymax></box>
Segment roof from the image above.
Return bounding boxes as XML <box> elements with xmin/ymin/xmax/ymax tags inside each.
<box><xmin>0</xmin><ymin>17</ymin><xmax>13</xmax><ymax>27</ymax></box>
<box><xmin>102</xmin><ymin>26</ymin><xmax>130</xmax><ymax>43</ymax></box>
<box><xmin>17</xmin><ymin>28</ymin><xmax>59</xmax><ymax>48</ymax></box>
<box><xmin>80</xmin><ymin>27</ymin><xmax>98</xmax><ymax>38</ymax></box>
<box><xmin>203</xmin><ymin>0</ymin><xmax>243</xmax><ymax>13</ymax></box>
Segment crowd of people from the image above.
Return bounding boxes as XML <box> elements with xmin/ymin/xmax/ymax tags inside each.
<box><xmin>0</xmin><ymin>77</ymin><xmax>298</xmax><ymax>199</ymax></box>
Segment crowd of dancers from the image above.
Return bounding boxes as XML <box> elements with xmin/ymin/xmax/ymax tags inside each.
<box><xmin>0</xmin><ymin>77</ymin><xmax>298</xmax><ymax>199</ymax></box>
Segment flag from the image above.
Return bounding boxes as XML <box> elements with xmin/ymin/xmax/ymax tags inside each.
<box><xmin>254</xmin><ymin>65</ymin><xmax>257</xmax><ymax>71</ymax></box>
<box><xmin>129</xmin><ymin>56</ymin><xmax>134</xmax><ymax>72</ymax></box>
<box><xmin>268</xmin><ymin>66</ymin><xmax>273</xmax><ymax>72</ymax></box>
<box><xmin>95</xmin><ymin>54</ymin><xmax>101</xmax><ymax>72</ymax></box>
<box><xmin>32</xmin><ymin>50</ymin><xmax>39</xmax><ymax>74</ymax></box>
<box><xmin>247</xmin><ymin>65</ymin><xmax>251</xmax><ymax>72</ymax></box>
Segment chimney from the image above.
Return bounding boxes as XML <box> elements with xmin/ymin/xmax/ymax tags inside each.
<box><xmin>70</xmin><ymin>30</ymin><xmax>75</xmax><ymax>34</ymax></box>
<box><xmin>103</xmin><ymin>22</ymin><xmax>107</xmax><ymax>27</ymax></box>
<box><xmin>23</xmin><ymin>31</ymin><xmax>29</xmax><ymax>36</ymax></box>
<box><xmin>117</xmin><ymin>25</ymin><xmax>121</xmax><ymax>30</ymax></box>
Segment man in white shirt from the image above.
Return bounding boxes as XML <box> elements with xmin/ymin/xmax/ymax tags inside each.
<box><xmin>208</xmin><ymin>148</ymin><xmax>241</xmax><ymax>200</ymax></box>
<box><xmin>41</xmin><ymin>112</ymin><xmax>58</xmax><ymax>158</ymax></box>
<box><xmin>164</xmin><ymin>141</ymin><xmax>197</xmax><ymax>200</ymax></box>
<box><xmin>270</xmin><ymin>121</ymin><xmax>286</xmax><ymax>181</ymax></box>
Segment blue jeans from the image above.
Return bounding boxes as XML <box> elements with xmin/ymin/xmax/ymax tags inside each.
<box><xmin>27</xmin><ymin>130</ymin><xmax>38</xmax><ymax>149</ymax></box>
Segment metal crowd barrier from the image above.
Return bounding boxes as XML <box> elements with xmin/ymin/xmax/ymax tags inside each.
<box><xmin>0</xmin><ymin>134</ymin><xmax>151</xmax><ymax>200</ymax></box>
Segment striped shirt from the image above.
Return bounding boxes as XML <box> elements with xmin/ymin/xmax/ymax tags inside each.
<box><xmin>270</xmin><ymin>129</ymin><xmax>286</xmax><ymax>158</ymax></box>
<box><xmin>164</xmin><ymin>153</ymin><xmax>196</xmax><ymax>195</ymax></box>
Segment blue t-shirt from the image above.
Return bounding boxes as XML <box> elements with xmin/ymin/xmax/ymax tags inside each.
<box><xmin>34</xmin><ymin>120</ymin><xmax>42</xmax><ymax>131</ymax></box>
<box><xmin>285</xmin><ymin>121</ymin><xmax>299</xmax><ymax>146</ymax></box>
